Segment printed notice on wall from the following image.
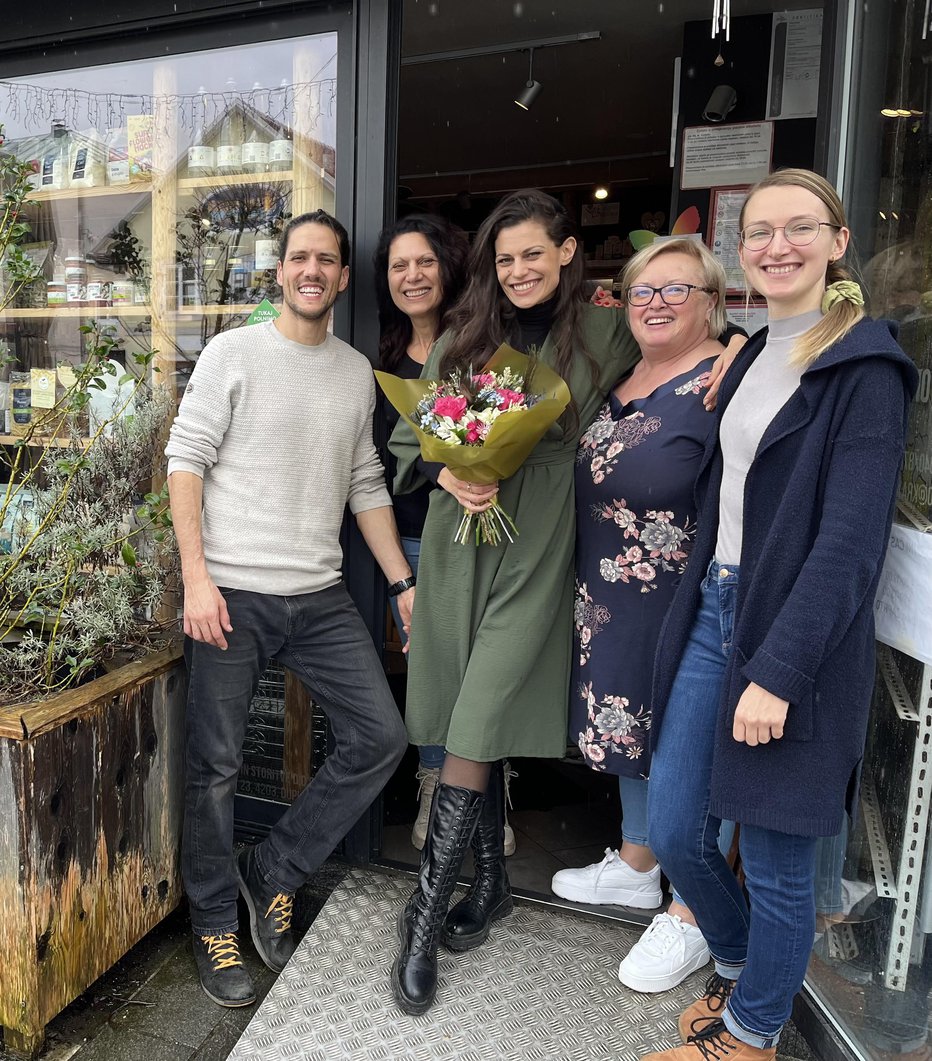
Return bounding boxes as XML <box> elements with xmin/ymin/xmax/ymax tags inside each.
<box><xmin>709</xmin><ymin>186</ymin><xmax>750</xmax><ymax>293</ymax></box>
<box><xmin>726</xmin><ymin>303</ymin><xmax>768</xmax><ymax>337</ymax></box>
<box><xmin>681</xmin><ymin>122</ymin><xmax>773</xmax><ymax>191</ymax></box>
<box><xmin>766</xmin><ymin>10</ymin><xmax>823</xmax><ymax>121</ymax></box>
<box><xmin>874</xmin><ymin>524</ymin><xmax>932</xmax><ymax>666</ymax></box>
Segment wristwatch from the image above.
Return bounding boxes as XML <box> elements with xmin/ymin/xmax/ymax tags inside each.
<box><xmin>387</xmin><ymin>576</ymin><xmax>416</xmax><ymax>597</ymax></box>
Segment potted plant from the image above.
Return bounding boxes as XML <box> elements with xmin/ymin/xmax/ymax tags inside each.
<box><xmin>0</xmin><ymin>125</ymin><xmax>186</xmax><ymax>1057</ymax></box>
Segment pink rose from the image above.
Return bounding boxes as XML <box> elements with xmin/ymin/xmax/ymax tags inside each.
<box><xmin>497</xmin><ymin>388</ymin><xmax>526</xmax><ymax>409</ymax></box>
<box><xmin>434</xmin><ymin>395</ymin><xmax>467</xmax><ymax>420</ymax></box>
<box><xmin>465</xmin><ymin>419</ymin><xmax>486</xmax><ymax>443</ymax></box>
<box><xmin>473</xmin><ymin>372</ymin><xmax>495</xmax><ymax>387</ymax></box>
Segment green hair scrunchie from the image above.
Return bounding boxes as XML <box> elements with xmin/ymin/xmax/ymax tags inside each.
<box><xmin>821</xmin><ymin>280</ymin><xmax>864</xmax><ymax>313</ymax></box>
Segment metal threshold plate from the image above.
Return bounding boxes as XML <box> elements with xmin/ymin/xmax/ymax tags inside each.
<box><xmin>229</xmin><ymin>866</ymin><xmax>709</xmax><ymax>1060</ymax></box>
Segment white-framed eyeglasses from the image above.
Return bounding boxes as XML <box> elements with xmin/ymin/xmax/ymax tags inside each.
<box><xmin>739</xmin><ymin>217</ymin><xmax>840</xmax><ymax>251</ymax></box>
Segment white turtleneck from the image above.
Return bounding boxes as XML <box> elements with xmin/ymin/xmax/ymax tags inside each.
<box><xmin>715</xmin><ymin>309</ymin><xmax>822</xmax><ymax>566</ymax></box>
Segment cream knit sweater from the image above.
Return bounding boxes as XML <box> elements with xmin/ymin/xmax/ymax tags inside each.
<box><xmin>165</xmin><ymin>320</ymin><xmax>391</xmax><ymax>595</ymax></box>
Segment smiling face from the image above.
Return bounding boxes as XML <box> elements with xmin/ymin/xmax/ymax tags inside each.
<box><xmin>494</xmin><ymin>219</ymin><xmax>577</xmax><ymax>308</ymax></box>
<box><xmin>738</xmin><ymin>185</ymin><xmax>849</xmax><ymax>319</ymax></box>
<box><xmin>276</xmin><ymin>221</ymin><xmax>349</xmax><ymax>326</ymax></box>
<box><xmin>627</xmin><ymin>250</ymin><xmax>717</xmax><ymax>360</ymax></box>
<box><xmin>387</xmin><ymin>232</ymin><xmax>443</xmax><ymax>324</ymax></box>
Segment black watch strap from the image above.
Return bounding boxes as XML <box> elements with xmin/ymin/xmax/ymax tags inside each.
<box><xmin>387</xmin><ymin>576</ymin><xmax>416</xmax><ymax>597</ymax></box>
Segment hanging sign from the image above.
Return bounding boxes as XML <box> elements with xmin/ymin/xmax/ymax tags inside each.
<box><xmin>681</xmin><ymin>122</ymin><xmax>773</xmax><ymax>190</ymax></box>
<box><xmin>766</xmin><ymin>10</ymin><xmax>823</xmax><ymax>121</ymax></box>
<box><xmin>874</xmin><ymin>523</ymin><xmax>932</xmax><ymax>666</ymax></box>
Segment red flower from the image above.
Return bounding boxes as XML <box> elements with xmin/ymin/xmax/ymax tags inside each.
<box><xmin>434</xmin><ymin>395</ymin><xmax>467</xmax><ymax>420</ymax></box>
<box><xmin>497</xmin><ymin>388</ymin><xmax>525</xmax><ymax>409</ymax></box>
<box><xmin>465</xmin><ymin>419</ymin><xmax>485</xmax><ymax>443</ymax></box>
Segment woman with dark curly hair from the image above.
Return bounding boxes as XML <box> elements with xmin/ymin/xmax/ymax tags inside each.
<box><xmin>373</xmin><ymin>214</ymin><xmax>470</xmax><ymax>848</ymax></box>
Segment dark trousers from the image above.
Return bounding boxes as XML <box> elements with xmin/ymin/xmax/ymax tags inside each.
<box><xmin>182</xmin><ymin>582</ymin><xmax>407</xmax><ymax>935</ymax></box>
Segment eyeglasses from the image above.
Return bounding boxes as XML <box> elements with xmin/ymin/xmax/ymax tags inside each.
<box><xmin>625</xmin><ymin>283</ymin><xmax>714</xmax><ymax>307</ymax></box>
<box><xmin>739</xmin><ymin>218</ymin><xmax>840</xmax><ymax>251</ymax></box>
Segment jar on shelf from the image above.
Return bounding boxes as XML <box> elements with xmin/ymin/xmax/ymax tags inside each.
<box><xmin>47</xmin><ymin>280</ymin><xmax>67</xmax><ymax>307</ymax></box>
<box><xmin>111</xmin><ymin>280</ymin><xmax>134</xmax><ymax>305</ymax></box>
<box><xmin>64</xmin><ymin>256</ymin><xmax>87</xmax><ymax>284</ymax></box>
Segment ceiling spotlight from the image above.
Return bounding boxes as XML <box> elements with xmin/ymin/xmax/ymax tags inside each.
<box><xmin>514</xmin><ymin>48</ymin><xmax>543</xmax><ymax>110</ymax></box>
<box><xmin>594</xmin><ymin>186</ymin><xmax>609</xmax><ymax>200</ymax></box>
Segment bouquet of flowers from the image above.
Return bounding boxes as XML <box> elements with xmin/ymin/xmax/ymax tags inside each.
<box><xmin>377</xmin><ymin>345</ymin><xmax>570</xmax><ymax>545</ymax></box>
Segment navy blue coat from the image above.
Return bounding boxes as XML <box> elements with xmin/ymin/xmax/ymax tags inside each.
<box><xmin>651</xmin><ymin>318</ymin><xmax>918</xmax><ymax>837</ymax></box>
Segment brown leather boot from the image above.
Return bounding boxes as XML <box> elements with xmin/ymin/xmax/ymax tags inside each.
<box><xmin>642</xmin><ymin>1020</ymin><xmax>776</xmax><ymax>1061</ymax></box>
<box><xmin>678</xmin><ymin>972</ymin><xmax>736</xmax><ymax>1040</ymax></box>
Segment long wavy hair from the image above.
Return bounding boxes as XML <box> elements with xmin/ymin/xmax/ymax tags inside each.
<box><xmin>439</xmin><ymin>189</ymin><xmax>595</xmax><ymax>434</ymax></box>
<box><xmin>739</xmin><ymin>169</ymin><xmax>863</xmax><ymax>367</ymax></box>
<box><xmin>373</xmin><ymin>215</ymin><xmax>469</xmax><ymax>372</ymax></box>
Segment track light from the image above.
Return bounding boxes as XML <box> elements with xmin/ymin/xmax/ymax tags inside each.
<box><xmin>514</xmin><ymin>48</ymin><xmax>543</xmax><ymax>110</ymax></box>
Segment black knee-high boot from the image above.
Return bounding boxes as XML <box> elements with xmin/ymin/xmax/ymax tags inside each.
<box><xmin>442</xmin><ymin>759</ymin><xmax>513</xmax><ymax>952</ymax></box>
<box><xmin>391</xmin><ymin>782</ymin><xmax>484</xmax><ymax>1014</ymax></box>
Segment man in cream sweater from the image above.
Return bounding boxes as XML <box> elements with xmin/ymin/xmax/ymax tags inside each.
<box><xmin>165</xmin><ymin>210</ymin><xmax>412</xmax><ymax>1007</ymax></box>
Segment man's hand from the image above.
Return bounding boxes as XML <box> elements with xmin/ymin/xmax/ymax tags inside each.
<box><xmin>183</xmin><ymin>573</ymin><xmax>233</xmax><ymax>649</ymax></box>
<box><xmin>438</xmin><ymin>468</ymin><xmax>498</xmax><ymax>513</ymax></box>
<box><xmin>396</xmin><ymin>586</ymin><xmax>415</xmax><ymax>653</ymax></box>
<box><xmin>733</xmin><ymin>681</ymin><xmax>789</xmax><ymax>746</ymax></box>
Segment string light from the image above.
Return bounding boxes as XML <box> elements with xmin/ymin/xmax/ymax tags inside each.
<box><xmin>0</xmin><ymin>78</ymin><xmax>337</xmax><ymax>137</ymax></box>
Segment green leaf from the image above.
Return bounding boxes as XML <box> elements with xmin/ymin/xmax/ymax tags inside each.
<box><xmin>120</xmin><ymin>543</ymin><xmax>137</xmax><ymax>567</ymax></box>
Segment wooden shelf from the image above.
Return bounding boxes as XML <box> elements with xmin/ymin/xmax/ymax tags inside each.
<box><xmin>1</xmin><ymin>305</ymin><xmax>151</xmax><ymax>319</ymax></box>
<box><xmin>27</xmin><ymin>183</ymin><xmax>151</xmax><ymax>203</ymax></box>
<box><xmin>175</xmin><ymin>303</ymin><xmax>278</xmax><ymax>316</ymax></box>
<box><xmin>177</xmin><ymin>170</ymin><xmax>294</xmax><ymax>191</ymax></box>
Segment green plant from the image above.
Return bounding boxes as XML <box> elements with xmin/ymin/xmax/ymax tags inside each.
<box><xmin>0</xmin><ymin>325</ymin><xmax>179</xmax><ymax>705</ymax></box>
<box><xmin>0</xmin><ymin>123</ymin><xmax>43</xmax><ymax>313</ymax></box>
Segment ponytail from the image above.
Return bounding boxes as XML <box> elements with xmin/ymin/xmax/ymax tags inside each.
<box><xmin>791</xmin><ymin>262</ymin><xmax>865</xmax><ymax>368</ymax></box>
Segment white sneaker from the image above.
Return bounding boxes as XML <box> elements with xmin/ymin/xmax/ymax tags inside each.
<box><xmin>551</xmin><ymin>849</ymin><xmax>663</xmax><ymax>908</ymax></box>
<box><xmin>618</xmin><ymin>912</ymin><xmax>711</xmax><ymax>992</ymax></box>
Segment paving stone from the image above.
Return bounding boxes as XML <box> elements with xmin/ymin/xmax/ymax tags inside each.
<box><xmin>59</xmin><ymin>1025</ymin><xmax>193</xmax><ymax>1061</ymax></box>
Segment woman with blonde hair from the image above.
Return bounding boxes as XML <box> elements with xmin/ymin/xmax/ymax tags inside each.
<box><xmin>642</xmin><ymin>169</ymin><xmax>917</xmax><ymax>1061</ymax></box>
<box><xmin>553</xmin><ymin>238</ymin><xmax>743</xmax><ymax>994</ymax></box>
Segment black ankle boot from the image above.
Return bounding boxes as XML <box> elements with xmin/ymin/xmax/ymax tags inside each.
<box><xmin>442</xmin><ymin>760</ymin><xmax>513</xmax><ymax>952</ymax></box>
<box><xmin>392</xmin><ymin>782</ymin><xmax>484</xmax><ymax>1015</ymax></box>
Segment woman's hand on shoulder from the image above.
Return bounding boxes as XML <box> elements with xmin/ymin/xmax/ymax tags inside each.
<box><xmin>437</xmin><ymin>467</ymin><xmax>498</xmax><ymax>513</ymax></box>
<box><xmin>704</xmin><ymin>332</ymin><xmax>746</xmax><ymax>411</ymax></box>
<box><xmin>733</xmin><ymin>681</ymin><xmax>789</xmax><ymax>745</ymax></box>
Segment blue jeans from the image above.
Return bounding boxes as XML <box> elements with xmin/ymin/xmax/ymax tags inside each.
<box><xmin>619</xmin><ymin>775</ymin><xmax>735</xmax><ymax>908</ymax></box>
<box><xmin>390</xmin><ymin>536</ymin><xmax>445</xmax><ymax>771</ymax></box>
<box><xmin>648</xmin><ymin>563</ymin><xmax>817</xmax><ymax>1049</ymax></box>
<box><xmin>182</xmin><ymin>582</ymin><xmax>407</xmax><ymax>935</ymax></box>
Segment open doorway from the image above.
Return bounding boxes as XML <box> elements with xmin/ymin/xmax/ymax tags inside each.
<box><xmin>377</xmin><ymin>0</ymin><xmax>824</xmax><ymax>908</ymax></box>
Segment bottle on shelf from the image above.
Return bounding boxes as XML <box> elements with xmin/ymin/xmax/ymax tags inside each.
<box><xmin>241</xmin><ymin>125</ymin><xmax>269</xmax><ymax>175</ymax></box>
<box><xmin>40</xmin><ymin>121</ymin><xmax>70</xmax><ymax>191</ymax></box>
<box><xmin>106</xmin><ymin>127</ymin><xmax>130</xmax><ymax>186</ymax></box>
<box><xmin>254</xmin><ymin>196</ymin><xmax>279</xmax><ymax>277</ymax></box>
<box><xmin>268</xmin><ymin>127</ymin><xmax>293</xmax><ymax>172</ymax></box>
<box><xmin>216</xmin><ymin>78</ymin><xmax>242</xmax><ymax>176</ymax></box>
<box><xmin>69</xmin><ymin>128</ymin><xmax>107</xmax><ymax>189</ymax></box>
<box><xmin>187</xmin><ymin>87</ymin><xmax>216</xmax><ymax>179</ymax></box>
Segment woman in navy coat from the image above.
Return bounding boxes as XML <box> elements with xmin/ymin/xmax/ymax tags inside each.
<box><xmin>642</xmin><ymin>170</ymin><xmax>918</xmax><ymax>1061</ymax></box>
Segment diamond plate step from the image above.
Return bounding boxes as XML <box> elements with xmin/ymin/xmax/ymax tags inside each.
<box><xmin>229</xmin><ymin>866</ymin><xmax>712</xmax><ymax>1061</ymax></box>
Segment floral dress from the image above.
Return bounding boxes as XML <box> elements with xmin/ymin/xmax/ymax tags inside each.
<box><xmin>570</xmin><ymin>358</ymin><xmax>717</xmax><ymax>777</ymax></box>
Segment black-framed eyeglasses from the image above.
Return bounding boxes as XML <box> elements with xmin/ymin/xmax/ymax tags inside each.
<box><xmin>625</xmin><ymin>283</ymin><xmax>715</xmax><ymax>307</ymax></box>
<box><xmin>739</xmin><ymin>218</ymin><xmax>841</xmax><ymax>251</ymax></box>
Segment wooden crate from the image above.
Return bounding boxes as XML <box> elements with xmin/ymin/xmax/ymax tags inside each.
<box><xmin>0</xmin><ymin>643</ymin><xmax>186</xmax><ymax>1058</ymax></box>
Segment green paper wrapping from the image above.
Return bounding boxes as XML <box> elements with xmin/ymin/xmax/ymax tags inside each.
<box><xmin>375</xmin><ymin>345</ymin><xmax>571</xmax><ymax>486</ymax></box>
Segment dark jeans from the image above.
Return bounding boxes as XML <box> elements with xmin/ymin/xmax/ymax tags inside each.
<box><xmin>182</xmin><ymin>582</ymin><xmax>407</xmax><ymax>935</ymax></box>
<box><xmin>649</xmin><ymin>563</ymin><xmax>817</xmax><ymax>1049</ymax></box>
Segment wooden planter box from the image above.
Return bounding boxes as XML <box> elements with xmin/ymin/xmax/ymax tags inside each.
<box><xmin>0</xmin><ymin>643</ymin><xmax>187</xmax><ymax>1058</ymax></box>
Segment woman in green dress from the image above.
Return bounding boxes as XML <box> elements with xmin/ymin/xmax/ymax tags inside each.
<box><xmin>389</xmin><ymin>189</ymin><xmax>639</xmax><ymax>1014</ymax></box>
